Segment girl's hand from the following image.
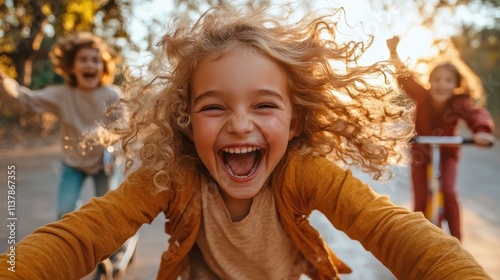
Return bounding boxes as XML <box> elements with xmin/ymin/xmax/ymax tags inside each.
<box><xmin>473</xmin><ymin>132</ymin><xmax>495</xmax><ymax>147</ymax></box>
<box><xmin>0</xmin><ymin>70</ymin><xmax>7</xmax><ymax>83</ymax></box>
<box><xmin>386</xmin><ymin>36</ymin><xmax>400</xmax><ymax>54</ymax></box>
<box><xmin>0</xmin><ymin>70</ymin><xmax>8</xmax><ymax>92</ymax></box>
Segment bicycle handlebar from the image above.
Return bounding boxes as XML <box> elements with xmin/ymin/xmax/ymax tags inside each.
<box><xmin>411</xmin><ymin>136</ymin><xmax>494</xmax><ymax>146</ymax></box>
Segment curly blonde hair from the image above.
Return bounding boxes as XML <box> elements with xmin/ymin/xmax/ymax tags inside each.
<box><xmin>117</xmin><ymin>4</ymin><xmax>414</xmax><ymax>186</ymax></box>
<box><xmin>49</xmin><ymin>31</ymin><xmax>119</xmax><ymax>86</ymax></box>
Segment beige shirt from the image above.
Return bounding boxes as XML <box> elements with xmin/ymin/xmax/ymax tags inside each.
<box><xmin>0</xmin><ymin>77</ymin><xmax>122</xmax><ymax>174</ymax></box>
<box><xmin>190</xmin><ymin>180</ymin><xmax>304</xmax><ymax>279</ymax></box>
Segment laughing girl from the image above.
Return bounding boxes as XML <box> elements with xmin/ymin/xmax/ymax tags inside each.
<box><xmin>0</xmin><ymin>32</ymin><xmax>122</xmax><ymax>219</ymax></box>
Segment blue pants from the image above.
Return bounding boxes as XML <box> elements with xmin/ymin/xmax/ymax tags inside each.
<box><xmin>56</xmin><ymin>163</ymin><xmax>110</xmax><ymax>219</ymax></box>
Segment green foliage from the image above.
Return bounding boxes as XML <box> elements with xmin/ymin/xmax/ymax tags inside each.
<box><xmin>0</xmin><ymin>0</ymin><xmax>133</xmax><ymax>139</ymax></box>
<box><xmin>0</xmin><ymin>0</ymin><xmax>135</xmax><ymax>83</ymax></box>
<box><xmin>30</xmin><ymin>58</ymin><xmax>60</xmax><ymax>89</ymax></box>
<box><xmin>453</xmin><ymin>28</ymin><xmax>500</xmax><ymax>117</ymax></box>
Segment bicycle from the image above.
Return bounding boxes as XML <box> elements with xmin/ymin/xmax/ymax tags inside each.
<box><xmin>411</xmin><ymin>136</ymin><xmax>494</xmax><ymax>228</ymax></box>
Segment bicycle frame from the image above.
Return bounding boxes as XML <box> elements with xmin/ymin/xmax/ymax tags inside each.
<box><xmin>411</xmin><ymin>136</ymin><xmax>474</xmax><ymax>226</ymax></box>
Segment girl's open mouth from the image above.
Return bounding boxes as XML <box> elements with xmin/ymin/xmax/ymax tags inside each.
<box><xmin>83</xmin><ymin>72</ymin><xmax>98</xmax><ymax>79</ymax></box>
<box><xmin>221</xmin><ymin>146</ymin><xmax>262</xmax><ymax>179</ymax></box>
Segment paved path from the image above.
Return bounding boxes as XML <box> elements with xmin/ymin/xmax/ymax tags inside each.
<box><xmin>0</xmin><ymin>135</ymin><xmax>499</xmax><ymax>279</ymax></box>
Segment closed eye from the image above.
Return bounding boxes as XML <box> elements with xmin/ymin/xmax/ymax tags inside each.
<box><xmin>200</xmin><ymin>104</ymin><xmax>224</xmax><ymax>111</ymax></box>
<box><xmin>256</xmin><ymin>103</ymin><xmax>279</xmax><ymax>109</ymax></box>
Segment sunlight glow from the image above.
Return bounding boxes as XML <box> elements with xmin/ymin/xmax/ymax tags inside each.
<box><xmin>127</xmin><ymin>0</ymin><xmax>454</xmax><ymax>76</ymax></box>
<box><xmin>397</xmin><ymin>27</ymin><xmax>435</xmax><ymax>68</ymax></box>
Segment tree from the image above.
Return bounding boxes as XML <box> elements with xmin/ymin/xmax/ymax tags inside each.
<box><xmin>452</xmin><ymin>27</ymin><xmax>500</xmax><ymax>122</ymax></box>
<box><xmin>369</xmin><ymin>0</ymin><xmax>499</xmax><ymax>33</ymax></box>
<box><xmin>0</xmin><ymin>0</ymin><xmax>137</xmax><ymax>140</ymax></box>
<box><xmin>0</xmin><ymin>0</ymin><xmax>136</xmax><ymax>86</ymax></box>
<box><xmin>0</xmin><ymin>0</ymin><xmax>47</xmax><ymax>86</ymax></box>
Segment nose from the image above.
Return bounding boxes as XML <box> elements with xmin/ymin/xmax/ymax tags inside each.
<box><xmin>86</xmin><ymin>60</ymin><xmax>98</xmax><ymax>68</ymax></box>
<box><xmin>226</xmin><ymin>114</ymin><xmax>254</xmax><ymax>135</ymax></box>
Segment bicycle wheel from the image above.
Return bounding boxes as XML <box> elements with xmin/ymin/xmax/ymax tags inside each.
<box><xmin>93</xmin><ymin>258</ymin><xmax>114</xmax><ymax>280</ymax></box>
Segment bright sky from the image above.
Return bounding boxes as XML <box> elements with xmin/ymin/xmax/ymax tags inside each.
<box><xmin>126</xmin><ymin>0</ymin><xmax>488</xmax><ymax>70</ymax></box>
<box><xmin>312</xmin><ymin>0</ymin><xmax>437</xmax><ymax>66</ymax></box>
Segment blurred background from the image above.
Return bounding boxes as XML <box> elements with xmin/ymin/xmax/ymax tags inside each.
<box><xmin>0</xmin><ymin>0</ymin><xmax>499</xmax><ymax>142</ymax></box>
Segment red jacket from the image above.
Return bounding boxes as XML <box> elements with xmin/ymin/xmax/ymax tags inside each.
<box><xmin>397</xmin><ymin>75</ymin><xmax>494</xmax><ymax>155</ymax></box>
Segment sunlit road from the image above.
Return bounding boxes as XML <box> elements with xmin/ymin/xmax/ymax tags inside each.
<box><xmin>1</xmin><ymin>133</ymin><xmax>499</xmax><ymax>279</ymax></box>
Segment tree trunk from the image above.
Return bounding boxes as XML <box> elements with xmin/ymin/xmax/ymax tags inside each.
<box><xmin>13</xmin><ymin>0</ymin><xmax>47</xmax><ymax>86</ymax></box>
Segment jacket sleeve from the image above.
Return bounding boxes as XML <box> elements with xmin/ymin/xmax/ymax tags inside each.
<box><xmin>294</xmin><ymin>155</ymin><xmax>491</xmax><ymax>280</ymax></box>
<box><xmin>0</xmin><ymin>76</ymin><xmax>62</xmax><ymax>114</ymax></box>
<box><xmin>0</xmin><ymin>169</ymin><xmax>169</xmax><ymax>280</ymax></box>
<box><xmin>458</xmin><ymin>97</ymin><xmax>495</xmax><ymax>133</ymax></box>
<box><xmin>397</xmin><ymin>74</ymin><xmax>429</xmax><ymax>104</ymax></box>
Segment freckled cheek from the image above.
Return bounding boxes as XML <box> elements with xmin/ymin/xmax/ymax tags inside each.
<box><xmin>192</xmin><ymin>120</ymin><xmax>213</xmax><ymax>147</ymax></box>
<box><xmin>193</xmin><ymin>118</ymin><xmax>226</xmax><ymax>153</ymax></box>
<box><xmin>193</xmin><ymin>127</ymin><xmax>218</xmax><ymax>171</ymax></box>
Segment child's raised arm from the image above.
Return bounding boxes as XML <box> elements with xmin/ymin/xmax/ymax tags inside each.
<box><xmin>386</xmin><ymin>36</ymin><xmax>428</xmax><ymax>103</ymax></box>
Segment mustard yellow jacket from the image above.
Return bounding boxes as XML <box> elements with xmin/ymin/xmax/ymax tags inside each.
<box><xmin>0</xmin><ymin>151</ymin><xmax>491</xmax><ymax>279</ymax></box>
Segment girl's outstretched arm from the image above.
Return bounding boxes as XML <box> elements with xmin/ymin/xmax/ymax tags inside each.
<box><xmin>287</xmin><ymin>154</ymin><xmax>491</xmax><ymax>279</ymax></box>
<box><xmin>459</xmin><ymin>98</ymin><xmax>495</xmax><ymax>133</ymax></box>
<box><xmin>458</xmin><ymin>97</ymin><xmax>496</xmax><ymax>146</ymax></box>
<box><xmin>0</xmin><ymin>169</ymin><xmax>169</xmax><ymax>279</ymax></box>
<box><xmin>0</xmin><ymin>70</ymin><xmax>25</xmax><ymax>113</ymax></box>
<box><xmin>0</xmin><ymin>70</ymin><xmax>61</xmax><ymax>114</ymax></box>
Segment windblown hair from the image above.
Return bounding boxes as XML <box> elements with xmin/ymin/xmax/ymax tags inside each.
<box><xmin>49</xmin><ymin>31</ymin><xmax>119</xmax><ymax>87</ymax></box>
<box><xmin>117</xmin><ymin>4</ymin><xmax>414</xmax><ymax>187</ymax></box>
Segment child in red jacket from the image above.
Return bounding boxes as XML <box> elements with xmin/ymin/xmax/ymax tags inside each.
<box><xmin>387</xmin><ymin>36</ymin><xmax>495</xmax><ymax>241</ymax></box>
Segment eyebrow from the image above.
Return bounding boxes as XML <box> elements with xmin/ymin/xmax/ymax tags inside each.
<box><xmin>192</xmin><ymin>90</ymin><xmax>219</xmax><ymax>106</ymax></box>
<box><xmin>192</xmin><ymin>88</ymin><xmax>286</xmax><ymax>106</ymax></box>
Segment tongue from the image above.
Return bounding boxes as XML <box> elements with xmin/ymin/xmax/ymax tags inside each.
<box><xmin>225</xmin><ymin>152</ymin><xmax>256</xmax><ymax>176</ymax></box>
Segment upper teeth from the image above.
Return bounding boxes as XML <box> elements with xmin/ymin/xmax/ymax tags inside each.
<box><xmin>222</xmin><ymin>146</ymin><xmax>260</xmax><ymax>154</ymax></box>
